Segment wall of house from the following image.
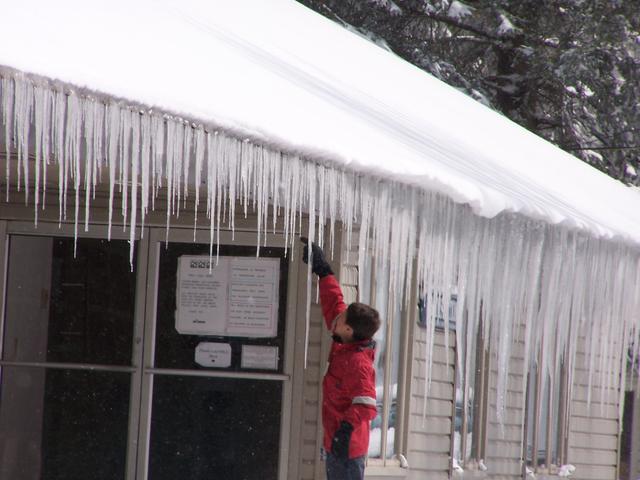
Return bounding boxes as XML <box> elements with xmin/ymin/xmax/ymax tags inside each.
<box><xmin>318</xmin><ymin>220</ymin><xmax>628</xmax><ymax>480</ymax></box>
<box><xmin>463</xmin><ymin>328</ymin><xmax>623</xmax><ymax>480</ymax></box>
<box><xmin>403</xmin><ymin>313</ymin><xmax>625</xmax><ymax>480</ymax></box>
<box><xmin>289</xmin><ymin>279</ymin><xmax>326</xmax><ymax>480</ymax></box>
<box><xmin>484</xmin><ymin>341</ymin><xmax>527</xmax><ymax>480</ymax></box>
<box><xmin>406</xmin><ymin>327</ymin><xmax>456</xmax><ymax>480</ymax></box>
<box><xmin>0</xmin><ymin>189</ymin><xmax>318</xmax><ymax>480</ymax></box>
<box><xmin>629</xmin><ymin>386</ymin><xmax>640</xmax><ymax>480</ymax></box>
<box><xmin>290</xmin><ymin>231</ymin><xmax>341</xmax><ymax>480</ymax></box>
<box><xmin>0</xmin><ymin>187</ymin><xmax>629</xmax><ymax>480</ymax></box>
<box><xmin>568</xmin><ymin>342</ymin><xmax>622</xmax><ymax>480</ymax></box>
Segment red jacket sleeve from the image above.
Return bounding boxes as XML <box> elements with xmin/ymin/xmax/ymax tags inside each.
<box><xmin>319</xmin><ymin>275</ymin><xmax>347</xmax><ymax>331</ymax></box>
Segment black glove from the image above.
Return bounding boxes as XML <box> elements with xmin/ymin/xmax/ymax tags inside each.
<box><xmin>331</xmin><ymin>421</ymin><xmax>353</xmax><ymax>460</ymax></box>
<box><xmin>300</xmin><ymin>237</ymin><xmax>334</xmax><ymax>278</ymax></box>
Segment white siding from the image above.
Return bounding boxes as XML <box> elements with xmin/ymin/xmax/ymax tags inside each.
<box><xmin>568</xmin><ymin>338</ymin><xmax>622</xmax><ymax>480</ymax></box>
<box><xmin>406</xmin><ymin>329</ymin><xmax>456</xmax><ymax>480</ymax></box>
<box><xmin>5</xmin><ymin>189</ymin><xmax>626</xmax><ymax>480</ymax></box>
<box><xmin>484</xmin><ymin>329</ymin><xmax>527</xmax><ymax>480</ymax></box>
<box><xmin>291</xmin><ymin>297</ymin><xmax>326</xmax><ymax>480</ymax></box>
<box><xmin>294</xmin><ymin>229</ymin><xmax>345</xmax><ymax>480</ymax></box>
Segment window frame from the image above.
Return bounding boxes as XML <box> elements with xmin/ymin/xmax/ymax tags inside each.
<box><xmin>448</xmin><ymin>308</ymin><xmax>490</xmax><ymax>472</ymax></box>
<box><xmin>351</xmin><ymin>252</ymin><xmax>412</xmax><ymax>467</ymax></box>
<box><xmin>138</xmin><ymin>226</ymin><xmax>295</xmax><ymax>480</ymax></box>
<box><xmin>523</xmin><ymin>345</ymin><xmax>571</xmax><ymax>475</ymax></box>
<box><xmin>0</xmin><ymin>220</ymin><xmax>299</xmax><ymax>480</ymax></box>
<box><xmin>417</xmin><ymin>289</ymin><xmax>491</xmax><ymax>473</ymax></box>
<box><xmin>0</xmin><ymin>220</ymin><xmax>146</xmax><ymax>480</ymax></box>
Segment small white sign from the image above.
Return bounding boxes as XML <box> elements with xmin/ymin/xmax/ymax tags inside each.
<box><xmin>241</xmin><ymin>345</ymin><xmax>279</xmax><ymax>370</ymax></box>
<box><xmin>195</xmin><ymin>342</ymin><xmax>232</xmax><ymax>368</ymax></box>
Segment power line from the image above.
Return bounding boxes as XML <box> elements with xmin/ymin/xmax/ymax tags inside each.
<box><xmin>562</xmin><ymin>145</ymin><xmax>640</xmax><ymax>152</ymax></box>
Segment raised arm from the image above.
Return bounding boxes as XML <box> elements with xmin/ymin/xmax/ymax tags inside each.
<box><xmin>319</xmin><ymin>275</ymin><xmax>347</xmax><ymax>331</ymax></box>
<box><xmin>300</xmin><ymin>237</ymin><xmax>346</xmax><ymax>330</ymax></box>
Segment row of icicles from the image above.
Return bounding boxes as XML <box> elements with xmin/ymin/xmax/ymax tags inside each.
<box><xmin>2</xmin><ymin>71</ymin><xmax>640</xmax><ymax>437</ymax></box>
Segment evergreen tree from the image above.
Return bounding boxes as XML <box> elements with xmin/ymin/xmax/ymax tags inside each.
<box><xmin>298</xmin><ymin>0</ymin><xmax>640</xmax><ymax>185</ymax></box>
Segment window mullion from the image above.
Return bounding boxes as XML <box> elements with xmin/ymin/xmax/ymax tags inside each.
<box><xmin>460</xmin><ymin>318</ymin><xmax>470</xmax><ymax>465</ymax></box>
<box><xmin>380</xmin><ymin>261</ymin><xmax>394</xmax><ymax>463</ymax></box>
<box><xmin>395</xmin><ymin>259</ymin><xmax>416</xmax><ymax>457</ymax></box>
<box><xmin>523</xmin><ymin>370</ymin><xmax>533</xmax><ymax>477</ymax></box>
<box><xmin>557</xmin><ymin>354</ymin><xmax>569</xmax><ymax>465</ymax></box>
<box><xmin>546</xmin><ymin>340</ymin><xmax>555</xmax><ymax>469</ymax></box>
<box><xmin>532</xmin><ymin>352</ymin><xmax>544</xmax><ymax>470</ymax></box>
<box><xmin>367</xmin><ymin>258</ymin><xmax>379</xmax><ymax>466</ymax></box>
<box><xmin>471</xmin><ymin>315</ymin><xmax>489</xmax><ymax>462</ymax></box>
<box><xmin>546</xmin><ymin>381</ymin><xmax>554</xmax><ymax>469</ymax></box>
<box><xmin>479</xmin><ymin>346</ymin><xmax>490</xmax><ymax>461</ymax></box>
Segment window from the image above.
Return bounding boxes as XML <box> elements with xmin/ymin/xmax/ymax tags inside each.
<box><xmin>419</xmin><ymin>297</ymin><xmax>489</xmax><ymax>471</ymax></box>
<box><xmin>417</xmin><ymin>293</ymin><xmax>457</xmax><ymax>331</ymax></box>
<box><xmin>452</xmin><ymin>315</ymin><xmax>490</xmax><ymax>470</ymax></box>
<box><xmin>0</xmin><ymin>235</ymin><xmax>136</xmax><ymax>480</ymax></box>
<box><xmin>618</xmin><ymin>348</ymin><xmax>639</xmax><ymax>480</ymax></box>
<box><xmin>524</xmin><ymin>350</ymin><xmax>570</xmax><ymax>474</ymax></box>
<box><xmin>148</xmin><ymin>240</ymin><xmax>288</xmax><ymax>479</ymax></box>
<box><xmin>618</xmin><ymin>390</ymin><xmax>634</xmax><ymax>480</ymax></box>
<box><xmin>0</xmin><ymin>226</ymin><xmax>294</xmax><ymax>480</ymax></box>
<box><xmin>358</xmin><ymin>257</ymin><xmax>407</xmax><ymax>463</ymax></box>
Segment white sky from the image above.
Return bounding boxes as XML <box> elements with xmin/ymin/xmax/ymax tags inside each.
<box><xmin>1</xmin><ymin>0</ymin><xmax>639</xmax><ymax>244</ymax></box>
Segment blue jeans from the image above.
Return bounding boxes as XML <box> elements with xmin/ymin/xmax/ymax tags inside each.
<box><xmin>326</xmin><ymin>452</ymin><xmax>365</xmax><ymax>480</ymax></box>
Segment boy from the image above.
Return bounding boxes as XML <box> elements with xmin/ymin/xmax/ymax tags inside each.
<box><xmin>301</xmin><ymin>238</ymin><xmax>381</xmax><ymax>480</ymax></box>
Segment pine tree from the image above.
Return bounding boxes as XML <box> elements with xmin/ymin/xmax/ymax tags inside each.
<box><xmin>298</xmin><ymin>0</ymin><xmax>640</xmax><ymax>185</ymax></box>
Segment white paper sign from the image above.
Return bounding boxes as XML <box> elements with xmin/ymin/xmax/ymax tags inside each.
<box><xmin>175</xmin><ymin>257</ymin><xmax>229</xmax><ymax>335</ymax></box>
<box><xmin>241</xmin><ymin>345</ymin><xmax>279</xmax><ymax>370</ymax></box>
<box><xmin>227</xmin><ymin>257</ymin><xmax>279</xmax><ymax>336</ymax></box>
<box><xmin>195</xmin><ymin>342</ymin><xmax>232</xmax><ymax>368</ymax></box>
<box><xmin>175</xmin><ymin>255</ymin><xmax>280</xmax><ymax>337</ymax></box>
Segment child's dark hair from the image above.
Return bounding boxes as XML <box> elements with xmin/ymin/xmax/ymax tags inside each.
<box><xmin>346</xmin><ymin>302</ymin><xmax>381</xmax><ymax>341</ymax></box>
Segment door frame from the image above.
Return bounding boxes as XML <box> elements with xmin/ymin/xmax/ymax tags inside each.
<box><xmin>136</xmin><ymin>226</ymin><xmax>299</xmax><ymax>480</ymax></box>
<box><xmin>0</xmin><ymin>220</ymin><xmax>146</xmax><ymax>479</ymax></box>
<box><xmin>0</xmin><ymin>220</ymin><xmax>302</xmax><ymax>480</ymax></box>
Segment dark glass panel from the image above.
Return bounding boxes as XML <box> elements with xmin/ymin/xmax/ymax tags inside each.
<box><xmin>0</xmin><ymin>367</ymin><xmax>130</xmax><ymax>480</ymax></box>
<box><xmin>149</xmin><ymin>375</ymin><xmax>281</xmax><ymax>480</ymax></box>
<box><xmin>2</xmin><ymin>236</ymin><xmax>136</xmax><ymax>365</ymax></box>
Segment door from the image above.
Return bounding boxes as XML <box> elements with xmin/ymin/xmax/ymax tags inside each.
<box><xmin>0</xmin><ymin>222</ymin><xmax>296</xmax><ymax>480</ymax></box>
<box><xmin>0</xmin><ymin>224</ymin><xmax>143</xmax><ymax>480</ymax></box>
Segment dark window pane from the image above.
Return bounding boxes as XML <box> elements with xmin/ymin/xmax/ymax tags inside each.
<box><xmin>2</xmin><ymin>236</ymin><xmax>136</xmax><ymax>365</ymax></box>
<box><xmin>155</xmin><ymin>243</ymin><xmax>287</xmax><ymax>372</ymax></box>
<box><xmin>0</xmin><ymin>366</ymin><xmax>130</xmax><ymax>480</ymax></box>
<box><xmin>149</xmin><ymin>376</ymin><xmax>281</xmax><ymax>480</ymax></box>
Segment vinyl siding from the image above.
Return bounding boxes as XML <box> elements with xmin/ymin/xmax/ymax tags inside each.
<box><xmin>293</xmin><ymin>284</ymin><xmax>330</xmax><ymax>480</ymax></box>
<box><xmin>568</xmin><ymin>337</ymin><xmax>622</xmax><ymax>480</ymax></box>
<box><xmin>406</xmin><ymin>327</ymin><xmax>456</xmax><ymax>480</ymax></box>
<box><xmin>484</xmin><ymin>326</ymin><xmax>527</xmax><ymax>480</ymax></box>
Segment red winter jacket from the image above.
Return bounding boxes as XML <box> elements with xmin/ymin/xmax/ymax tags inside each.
<box><xmin>319</xmin><ymin>275</ymin><xmax>377</xmax><ymax>459</ymax></box>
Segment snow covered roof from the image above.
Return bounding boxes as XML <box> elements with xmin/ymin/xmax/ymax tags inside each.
<box><xmin>0</xmin><ymin>0</ymin><xmax>639</xmax><ymax>244</ymax></box>
<box><xmin>2</xmin><ymin>0</ymin><xmax>640</xmax><ymax>420</ymax></box>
